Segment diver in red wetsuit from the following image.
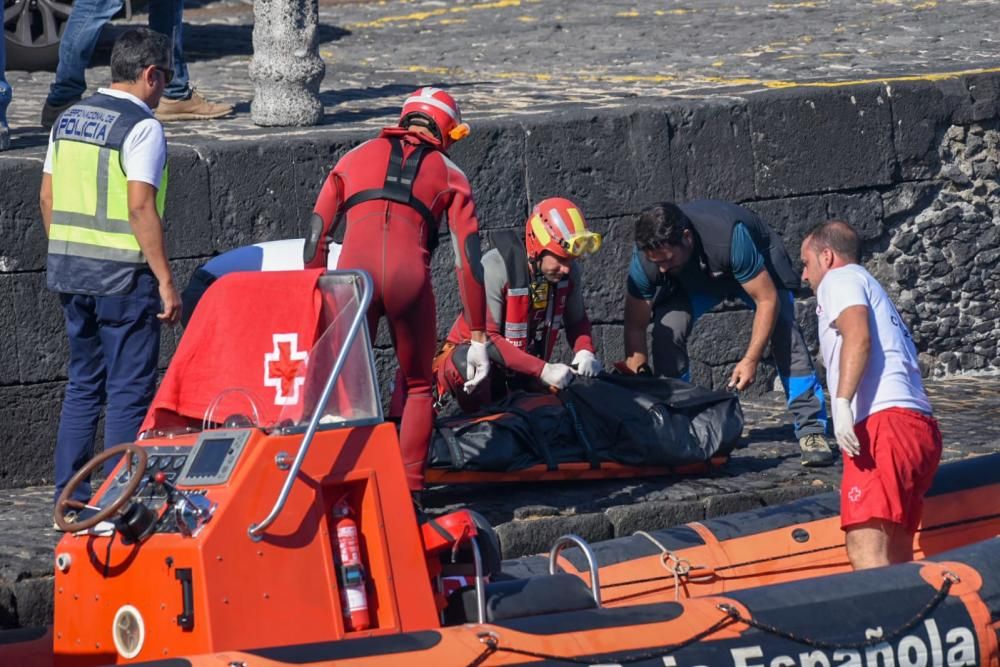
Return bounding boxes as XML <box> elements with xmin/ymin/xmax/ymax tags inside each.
<box><xmin>303</xmin><ymin>87</ymin><xmax>491</xmax><ymax>491</ymax></box>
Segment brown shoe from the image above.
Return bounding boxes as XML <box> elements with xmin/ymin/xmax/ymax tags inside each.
<box><xmin>41</xmin><ymin>97</ymin><xmax>81</xmax><ymax>129</ymax></box>
<box><xmin>155</xmin><ymin>89</ymin><xmax>234</xmax><ymax>121</ymax></box>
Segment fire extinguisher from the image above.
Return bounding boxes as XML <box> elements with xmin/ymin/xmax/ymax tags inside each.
<box><xmin>332</xmin><ymin>497</ymin><xmax>371</xmax><ymax>631</ymax></box>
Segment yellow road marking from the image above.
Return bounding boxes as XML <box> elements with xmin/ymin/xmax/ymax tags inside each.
<box><xmin>396</xmin><ymin>64</ymin><xmax>1000</xmax><ymax>93</ymax></box>
<box><xmin>348</xmin><ymin>0</ymin><xmax>524</xmax><ymax>29</ymax></box>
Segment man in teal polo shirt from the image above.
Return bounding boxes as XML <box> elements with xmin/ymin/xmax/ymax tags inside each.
<box><xmin>624</xmin><ymin>200</ymin><xmax>835</xmax><ymax>467</ymax></box>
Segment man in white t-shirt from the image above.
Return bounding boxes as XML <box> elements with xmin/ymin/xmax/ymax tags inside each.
<box><xmin>800</xmin><ymin>220</ymin><xmax>941</xmax><ymax>570</ymax></box>
<box><xmin>40</xmin><ymin>28</ymin><xmax>181</xmax><ymax>512</ymax></box>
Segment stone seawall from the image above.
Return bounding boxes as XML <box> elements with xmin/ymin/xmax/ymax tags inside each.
<box><xmin>1</xmin><ymin>74</ymin><xmax>999</xmax><ymax>489</ymax></box>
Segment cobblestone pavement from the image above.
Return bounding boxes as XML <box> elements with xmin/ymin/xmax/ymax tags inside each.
<box><xmin>2</xmin><ymin>0</ymin><xmax>1000</xmax><ymax>148</ymax></box>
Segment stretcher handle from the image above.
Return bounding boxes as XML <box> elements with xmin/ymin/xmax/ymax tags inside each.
<box><xmin>548</xmin><ymin>534</ymin><xmax>602</xmax><ymax>607</ymax></box>
<box><xmin>248</xmin><ymin>270</ymin><xmax>374</xmax><ymax>541</ymax></box>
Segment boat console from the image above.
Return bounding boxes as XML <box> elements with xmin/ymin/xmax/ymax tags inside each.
<box><xmin>44</xmin><ymin>270</ymin><xmax>489</xmax><ymax>665</ymax></box>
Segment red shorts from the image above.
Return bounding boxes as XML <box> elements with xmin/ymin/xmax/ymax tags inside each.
<box><xmin>841</xmin><ymin>407</ymin><xmax>942</xmax><ymax>533</ymax></box>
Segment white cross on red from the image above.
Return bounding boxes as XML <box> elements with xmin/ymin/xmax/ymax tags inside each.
<box><xmin>263</xmin><ymin>333</ymin><xmax>308</xmax><ymax>405</ymax></box>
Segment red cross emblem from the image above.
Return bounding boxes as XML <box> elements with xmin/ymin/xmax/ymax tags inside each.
<box><xmin>264</xmin><ymin>333</ymin><xmax>309</xmax><ymax>405</ymax></box>
<box><xmin>848</xmin><ymin>486</ymin><xmax>862</xmax><ymax>503</ymax></box>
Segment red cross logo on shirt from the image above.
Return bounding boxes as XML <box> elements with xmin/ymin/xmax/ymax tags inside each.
<box><xmin>848</xmin><ymin>486</ymin><xmax>862</xmax><ymax>503</ymax></box>
<box><xmin>264</xmin><ymin>333</ymin><xmax>309</xmax><ymax>405</ymax></box>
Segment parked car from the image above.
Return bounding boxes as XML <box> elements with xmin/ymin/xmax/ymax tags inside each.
<box><xmin>3</xmin><ymin>0</ymin><xmax>136</xmax><ymax>71</ymax></box>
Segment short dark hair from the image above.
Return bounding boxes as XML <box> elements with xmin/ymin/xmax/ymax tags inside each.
<box><xmin>110</xmin><ymin>28</ymin><xmax>171</xmax><ymax>83</ymax></box>
<box><xmin>804</xmin><ymin>220</ymin><xmax>860</xmax><ymax>263</ymax></box>
<box><xmin>634</xmin><ymin>202</ymin><xmax>692</xmax><ymax>251</ymax></box>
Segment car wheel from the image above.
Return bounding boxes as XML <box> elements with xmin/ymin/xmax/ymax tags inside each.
<box><xmin>3</xmin><ymin>0</ymin><xmax>73</xmax><ymax>71</ymax></box>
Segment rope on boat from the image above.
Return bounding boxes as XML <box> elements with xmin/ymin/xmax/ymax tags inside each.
<box><xmin>717</xmin><ymin>570</ymin><xmax>960</xmax><ymax>651</ymax></box>
<box><xmin>632</xmin><ymin>530</ymin><xmax>713</xmax><ymax>600</ymax></box>
<box><xmin>464</xmin><ymin>611</ymin><xmax>736</xmax><ymax>666</ymax></box>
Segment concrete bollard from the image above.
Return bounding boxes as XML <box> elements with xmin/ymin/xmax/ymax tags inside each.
<box><xmin>249</xmin><ymin>0</ymin><xmax>326</xmax><ymax>126</ymax></box>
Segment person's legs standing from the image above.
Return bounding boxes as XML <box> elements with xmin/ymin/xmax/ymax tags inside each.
<box><xmin>97</xmin><ymin>273</ymin><xmax>161</xmax><ymax>475</ymax></box>
<box><xmin>841</xmin><ymin>407</ymin><xmax>942</xmax><ymax>569</ymax></box>
<box><xmin>45</xmin><ymin>0</ymin><xmax>123</xmax><ymax>112</ymax></box>
<box><xmin>388</xmin><ymin>284</ymin><xmax>437</xmax><ymax>491</ymax></box>
<box><xmin>146</xmin><ymin>0</ymin><xmax>190</xmax><ymax>100</ymax></box>
<box><xmin>0</xmin><ymin>36</ymin><xmax>11</xmax><ymax>150</ymax></box>
<box><xmin>770</xmin><ymin>290</ymin><xmax>827</xmax><ymax>437</ymax></box>
<box><xmin>769</xmin><ymin>289</ymin><xmax>834</xmax><ymax>466</ymax></box>
<box><xmin>54</xmin><ymin>293</ymin><xmax>108</xmax><ymax>503</ymax></box>
<box><xmin>147</xmin><ymin>0</ymin><xmax>233</xmax><ymax>121</ymax></box>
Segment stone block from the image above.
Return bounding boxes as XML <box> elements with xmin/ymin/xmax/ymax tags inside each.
<box><xmin>159</xmin><ymin>258</ymin><xmax>205</xmax><ymax>370</ymax></box>
<box><xmin>748</xmin><ymin>84</ymin><xmax>896</xmax><ymax>197</ymax></box>
<box><xmin>13</xmin><ymin>274</ymin><xmax>66</xmax><ymax>383</ymax></box>
<box><xmin>524</xmin><ymin>107</ymin><xmax>672</xmax><ymax>219</ymax></box>
<box><xmin>964</xmin><ymin>73</ymin><xmax>1000</xmax><ymax>122</ymax></box>
<box><xmin>203</xmin><ymin>135</ymin><xmax>362</xmax><ymax>252</ymax></box>
<box><xmin>605</xmin><ymin>500</ymin><xmax>705</xmax><ymax>536</ymax></box>
<box><xmin>704</xmin><ymin>491</ymin><xmax>763</xmax><ymax>518</ymax></box>
<box><xmin>668</xmin><ymin>97</ymin><xmax>755</xmax><ymax>204</ymax></box>
<box><xmin>449</xmin><ymin>121</ymin><xmax>528</xmax><ymax>229</ymax></box>
<box><xmin>577</xmin><ymin>216</ymin><xmax>634</xmax><ymax>323</ymax></box>
<box><xmin>746</xmin><ymin>190</ymin><xmax>883</xmax><ymax>275</ymax></box>
<box><xmin>0</xmin><ymin>156</ymin><xmax>43</xmax><ymax>223</ymax></box>
<box><xmin>888</xmin><ymin>78</ymin><xmax>970</xmax><ymax>180</ymax></box>
<box><xmin>0</xmin><ymin>585</ymin><xmax>14</xmax><ymax>628</ymax></box>
<box><xmin>757</xmin><ymin>484</ymin><xmax>829</xmax><ymax>507</ymax></box>
<box><xmin>0</xmin><ymin>276</ymin><xmax>18</xmax><ymax>385</ymax></box>
<box><xmin>495</xmin><ymin>512</ymin><xmax>613</xmax><ymax>559</ymax></box>
<box><xmin>689</xmin><ymin>309</ymin><xmax>754</xmax><ymax>365</ymax></box>
<box><xmin>0</xmin><ymin>383</ymin><xmax>62</xmax><ymax>489</ymax></box>
<box><xmin>12</xmin><ymin>577</ymin><xmax>53</xmax><ymax>629</ymax></box>
<box><xmin>0</xmin><ymin>214</ymin><xmax>47</xmax><ymax>273</ymax></box>
<box><xmin>162</xmin><ymin>145</ymin><xmax>213</xmax><ymax>259</ymax></box>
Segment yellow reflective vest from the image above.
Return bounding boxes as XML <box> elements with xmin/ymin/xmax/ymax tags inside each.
<box><xmin>47</xmin><ymin>92</ymin><xmax>168</xmax><ymax>295</ymax></box>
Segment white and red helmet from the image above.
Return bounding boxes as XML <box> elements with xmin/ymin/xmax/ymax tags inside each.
<box><xmin>399</xmin><ymin>87</ymin><xmax>470</xmax><ymax>148</ymax></box>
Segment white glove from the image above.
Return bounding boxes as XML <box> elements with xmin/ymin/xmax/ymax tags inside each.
<box><xmin>463</xmin><ymin>340</ymin><xmax>491</xmax><ymax>393</ymax></box>
<box><xmin>572</xmin><ymin>349</ymin><xmax>603</xmax><ymax>377</ymax></box>
<box><xmin>833</xmin><ymin>397</ymin><xmax>861</xmax><ymax>457</ymax></box>
<box><xmin>540</xmin><ymin>363</ymin><xmax>575</xmax><ymax>389</ymax></box>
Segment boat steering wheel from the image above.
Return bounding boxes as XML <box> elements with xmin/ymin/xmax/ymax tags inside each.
<box><xmin>54</xmin><ymin>443</ymin><xmax>149</xmax><ymax>532</ymax></box>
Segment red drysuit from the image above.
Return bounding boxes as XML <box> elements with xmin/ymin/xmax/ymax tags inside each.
<box><xmin>306</xmin><ymin>127</ymin><xmax>486</xmax><ymax>490</ymax></box>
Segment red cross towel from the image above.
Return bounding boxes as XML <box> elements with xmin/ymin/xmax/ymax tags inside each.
<box><xmin>142</xmin><ymin>269</ymin><xmax>325</xmax><ymax>432</ymax></box>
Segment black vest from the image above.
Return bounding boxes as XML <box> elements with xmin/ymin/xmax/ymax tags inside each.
<box><xmin>640</xmin><ymin>200</ymin><xmax>800</xmax><ymax>297</ymax></box>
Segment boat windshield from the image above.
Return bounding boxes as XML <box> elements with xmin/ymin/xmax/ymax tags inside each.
<box><xmin>275</xmin><ymin>271</ymin><xmax>382</xmax><ymax>431</ymax></box>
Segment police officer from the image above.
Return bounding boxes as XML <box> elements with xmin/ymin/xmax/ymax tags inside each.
<box><xmin>624</xmin><ymin>200</ymin><xmax>835</xmax><ymax>467</ymax></box>
<box><xmin>40</xmin><ymin>28</ymin><xmax>181</xmax><ymax>507</ymax></box>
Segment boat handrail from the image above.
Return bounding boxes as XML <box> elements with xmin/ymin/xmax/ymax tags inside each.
<box><xmin>471</xmin><ymin>538</ymin><xmax>487</xmax><ymax>624</ymax></box>
<box><xmin>548</xmin><ymin>534</ymin><xmax>602</xmax><ymax>607</ymax></box>
<box><xmin>248</xmin><ymin>270</ymin><xmax>374</xmax><ymax>541</ymax></box>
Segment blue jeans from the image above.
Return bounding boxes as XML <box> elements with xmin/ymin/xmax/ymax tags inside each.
<box><xmin>46</xmin><ymin>0</ymin><xmax>191</xmax><ymax>107</ymax></box>
<box><xmin>0</xmin><ymin>36</ymin><xmax>10</xmax><ymax>130</ymax></box>
<box><xmin>54</xmin><ymin>272</ymin><xmax>161</xmax><ymax>503</ymax></box>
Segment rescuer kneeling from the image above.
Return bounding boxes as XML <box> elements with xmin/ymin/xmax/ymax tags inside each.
<box><xmin>435</xmin><ymin>197</ymin><xmax>604</xmax><ymax>412</ymax></box>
